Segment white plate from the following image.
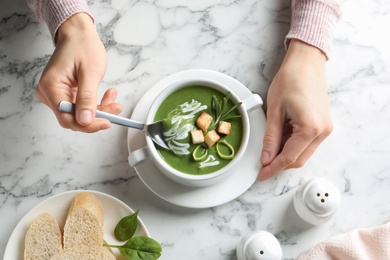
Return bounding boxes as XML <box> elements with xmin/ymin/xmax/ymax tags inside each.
<box><xmin>127</xmin><ymin>69</ymin><xmax>266</xmax><ymax>208</ymax></box>
<box><xmin>4</xmin><ymin>190</ymin><xmax>149</xmax><ymax>260</ymax></box>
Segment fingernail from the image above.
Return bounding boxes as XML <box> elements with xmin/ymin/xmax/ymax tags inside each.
<box><xmin>77</xmin><ymin>109</ymin><xmax>93</xmax><ymax>125</ymax></box>
<box><xmin>260</xmin><ymin>150</ymin><xmax>270</xmax><ymax>164</ymax></box>
<box><xmin>112</xmin><ymin>90</ymin><xmax>118</xmax><ymax>101</ymax></box>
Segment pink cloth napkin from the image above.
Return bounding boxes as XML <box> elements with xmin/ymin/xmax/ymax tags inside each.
<box><xmin>298</xmin><ymin>222</ymin><xmax>390</xmax><ymax>260</ymax></box>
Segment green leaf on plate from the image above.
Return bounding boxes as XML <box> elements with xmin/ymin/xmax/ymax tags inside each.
<box><xmin>114</xmin><ymin>209</ymin><xmax>139</xmax><ymax>241</ymax></box>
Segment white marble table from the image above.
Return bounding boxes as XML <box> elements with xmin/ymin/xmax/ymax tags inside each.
<box><xmin>1</xmin><ymin>0</ymin><xmax>389</xmax><ymax>259</ymax></box>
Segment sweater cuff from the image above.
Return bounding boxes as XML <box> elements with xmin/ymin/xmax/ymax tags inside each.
<box><xmin>285</xmin><ymin>0</ymin><xmax>342</xmax><ymax>59</ymax></box>
<box><xmin>41</xmin><ymin>0</ymin><xmax>94</xmax><ymax>44</ymax></box>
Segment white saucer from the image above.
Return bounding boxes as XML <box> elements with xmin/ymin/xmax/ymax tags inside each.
<box><xmin>127</xmin><ymin>69</ymin><xmax>266</xmax><ymax>208</ymax></box>
<box><xmin>4</xmin><ymin>190</ymin><xmax>149</xmax><ymax>260</ymax></box>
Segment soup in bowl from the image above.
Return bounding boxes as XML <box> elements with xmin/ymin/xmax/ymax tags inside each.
<box><xmin>129</xmin><ymin>78</ymin><xmax>262</xmax><ymax>187</ymax></box>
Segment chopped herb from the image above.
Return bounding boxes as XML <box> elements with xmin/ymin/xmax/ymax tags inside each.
<box><xmin>211</xmin><ymin>92</ymin><xmax>242</xmax><ymax>129</ymax></box>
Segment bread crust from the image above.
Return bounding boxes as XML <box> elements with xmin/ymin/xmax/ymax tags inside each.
<box><xmin>66</xmin><ymin>192</ymin><xmax>104</xmax><ymax>227</ymax></box>
<box><xmin>24</xmin><ymin>192</ymin><xmax>115</xmax><ymax>260</ymax></box>
<box><xmin>51</xmin><ymin>245</ymin><xmax>115</xmax><ymax>260</ymax></box>
<box><xmin>24</xmin><ymin>213</ymin><xmax>63</xmax><ymax>260</ymax></box>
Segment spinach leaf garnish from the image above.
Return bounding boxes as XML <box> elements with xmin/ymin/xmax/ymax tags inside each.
<box><xmin>114</xmin><ymin>209</ymin><xmax>139</xmax><ymax>241</ymax></box>
<box><xmin>104</xmin><ymin>210</ymin><xmax>162</xmax><ymax>260</ymax></box>
<box><xmin>107</xmin><ymin>236</ymin><xmax>161</xmax><ymax>260</ymax></box>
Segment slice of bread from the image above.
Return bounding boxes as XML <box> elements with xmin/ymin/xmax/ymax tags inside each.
<box><xmin>66</xmin><ymin>192</ymin><xmax>104</xmax><ymax>227</ymax></box>
<box><xmin>51</xmin><ymin>245</ymin><xmax>115</xmax><ymax>260</ymax></box>
<box><xmin>63</xmin><ymin>192</ymin><xmax>106</xmax><ymax>250</ymax></box>
<box><xmin>63</xmin><ymin>206</ymin><xmax>104</xmax><ymax>250</ymax></box>
<box><xmin>24</xmin><ymin>213</ymin><xmax>63</xmax><ymax>260</ymax></box>
<box><xmin>24</xmin><ymin>192</ymin><xmax>115</xmax><ymax>260</ymax></box>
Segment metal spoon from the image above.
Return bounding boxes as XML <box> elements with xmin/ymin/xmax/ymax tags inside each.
<box><xmin>58</xmin><ymin>101</ymin><xmax>170</xmax><ymax>150</ymax></box>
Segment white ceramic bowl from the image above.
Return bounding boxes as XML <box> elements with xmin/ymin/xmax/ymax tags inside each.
<box><xmin>129</xmin><ymin>78</ymin><xmax>262</xmax><ymax>187</ymax></box>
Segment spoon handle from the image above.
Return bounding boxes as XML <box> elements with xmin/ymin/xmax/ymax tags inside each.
<box><xmin>58</xmin><ymin>101</ymin><xmax>144</xmax><ymax>130</ymax></box>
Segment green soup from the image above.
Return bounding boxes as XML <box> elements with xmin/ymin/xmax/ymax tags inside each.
<box><xmin>154</xmin><ymin>85</ymin><xmax>243</xmax><ymax>175</ymax></box>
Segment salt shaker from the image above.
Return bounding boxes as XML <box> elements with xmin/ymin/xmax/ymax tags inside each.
<box><xmin>293</xmin><ymin>177</ymin><xmax>341</xmax><ymax>225</ymax></box>
<box><xmin>236</xmin><ymin>230</ymin><xmax>283</xmax><ymax>260</ymax></box>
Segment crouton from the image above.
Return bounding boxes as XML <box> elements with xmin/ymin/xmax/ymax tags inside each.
<box><xmin>196</xmin><ymin>112</ymin><xmax>213</xmax><ymax>132</ymax></box>
<box><xmin>217</xmin><ymin>121</ymin><xmax>231</xmax><ymax>135</ymax></box>
<box><xmin>204</xmin><ymin>130</ymin><xmax>220</xmax><ymax>148</ymax></box>
<box><xmin>190</xmin><ymin>129</ymin><xmax>204</xmax><ymax>144</ymax></box>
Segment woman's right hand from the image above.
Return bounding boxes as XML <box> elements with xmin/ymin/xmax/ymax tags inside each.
<box><xmin>35</xmin><ymin>13</ymin><xmax>122</xmax><ymax>132</ymax></box>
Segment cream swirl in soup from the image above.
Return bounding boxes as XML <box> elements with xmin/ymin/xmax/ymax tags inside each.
<box><xmin>162</xmin><ymin>100</ymin><xmax>207</xmax><ymax>155</ymax></box>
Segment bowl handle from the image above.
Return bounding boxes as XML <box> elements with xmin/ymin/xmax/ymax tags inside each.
<box><xmin>242</xmin><ymin>94</ymin><xmax>263</xmax><ymax>113</ymax></box>
<box><xmin>128</xmin><ymin>146</ymin><xmax>151</xmax><ymax>167</ymax></box>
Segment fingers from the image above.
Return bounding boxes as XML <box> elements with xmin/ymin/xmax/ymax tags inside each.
<box><xmin>259</xmin><ymin>133</ymin><xmax>313</xmax><ymax>181</ymax></box>
<box><xmin>35</xmin><ymin>85</ymin><xmax>49</xmax><ymax>107</ymax></box>
<box><xmin>285</xmin><ymin>135</ymin><xmax>327</xmax><ymax>170</ymax></box>
<box><xmin>258</xmin><ymin>122</ymin><xmax>333</xmax><ymax>181</ymax></box>
<box><xmin>35</xmin><ymin>69</ymin><xmax>110</xmax><ymax>132</ymax></box>
<box><xmin>74</xmin><ymin>67</ymin><xmax>101</xmax><ymax>126</ymax></box>
<box><xmin>98</xmin><ymin>88</ymin><xmax>123</xmax><ymax>115</ymax></box>
<box><xmin>260</xmin><ymin>110</ymin><xmax>284</xmax><ymax>166</ymax></box>
<box><xmin>35</xmin><ymin>71</ymin><xmax>76</xmax><ymax>128</ymax></box>
<box><xmin>36</xmin><ymin>73</ymin><xmax>122</xmax><ymax>133</ymax></box>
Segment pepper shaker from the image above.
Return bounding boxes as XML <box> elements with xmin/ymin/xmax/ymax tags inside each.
<box><xmin>293</xmin><ymin>177</ymin><xmax>341</xmax><ymax>225</ymax></box>
<box><xmin>236</xmin><ymin>230</ymin><xmax>283</xmax><ymax>260</ymax></box>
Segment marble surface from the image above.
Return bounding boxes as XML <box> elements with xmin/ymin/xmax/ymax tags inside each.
<box><xmin>1</xmin><ymin>0</ymin><xmax>390</xmax><ymax>259</ymax></box>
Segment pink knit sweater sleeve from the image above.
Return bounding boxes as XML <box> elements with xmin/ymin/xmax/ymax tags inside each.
<box><xmin>26</xmin><ymin>0</ymin><xmax>93</xmax><ymax>43</ymax></box>
<box><xmin>286</xmin><ymin>0</ymin><xmax>342</xmax><ymax>59</ymax></box>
